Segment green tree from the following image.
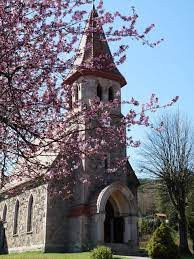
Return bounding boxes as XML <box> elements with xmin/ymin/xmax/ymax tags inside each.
<box><xmin>187</xmin><ymin>175</ymin><xmax>194</xmax><ymax>251</ymax></box>
<box><xmin>141</xmin><ymin>112</ymin><xmax>194</xmax><ymax>256</ymax></box>
<box><xmin>155</xmin><ymin>183</ymin><xmax>178</xmax><ymax>230</ymax></box>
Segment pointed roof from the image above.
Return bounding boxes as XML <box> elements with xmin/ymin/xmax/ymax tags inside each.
<box><xmin>65</xmin><ymin>6</ymin><xmax>127</xmax><ymax>87</ymax></box>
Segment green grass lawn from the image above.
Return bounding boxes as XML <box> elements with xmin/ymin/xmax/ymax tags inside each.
<box><xmin>0</xmin><ymin>252</ymin><xmax>193</xmax><ymax>259</ymax></box>
<box><xmin>0</xmin><ymin>252</ymin><xmax>128</xmax><ymax>259</ymax></box>
<box><xmin>0</xmin><ymin>252</ymin><xmax>89</xmax><ymax>259</ymax></box>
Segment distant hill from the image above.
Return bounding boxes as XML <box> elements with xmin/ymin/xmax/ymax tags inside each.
<box><xmin>137</xmin><ymin>176</ymin><xmax>194</xmax><ymax>217</ymax></box>
<box><xmin>138</xmin><ymin>179</ymin><xmax>158</xmax><ymax>216</ymax></box>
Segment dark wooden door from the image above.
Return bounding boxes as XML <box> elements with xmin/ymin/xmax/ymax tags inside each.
<box><xmin>114</xmin><ymin>217</ymin><xmax>124</xmax><ymax>243</ymax></box>
<box><xmin>104</xmin><ymin>201</ymin><xmax>114</xmax><ymax>243</ymax></box>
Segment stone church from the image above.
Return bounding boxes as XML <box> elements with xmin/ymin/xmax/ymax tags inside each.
<box><xmin>0</xmin><ymin>6</ymin><xmax>139</xmax><ymax>255</ymax></box>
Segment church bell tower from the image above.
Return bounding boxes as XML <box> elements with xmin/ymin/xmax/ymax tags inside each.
<box><xmin>64</xmin><ymin>6</ymin><xmax>139</xmax><ymax>254</ymax></box>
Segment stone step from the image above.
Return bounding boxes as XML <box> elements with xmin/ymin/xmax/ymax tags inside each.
<box><xmin>105</xmin><ymin>243</ymin><xmax>148</xmax><ymax>257</ymax></box>
<box><xmin>105</xmin><ymin>243</ymin><xmax>135</xmax><ymax>256</ymax></box>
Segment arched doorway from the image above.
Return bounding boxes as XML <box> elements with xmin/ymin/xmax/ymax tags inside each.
<box><xmin>104</xmin><ymin>199</ymin><xmax>124</xmax><ymax>243</ymax></box>
<box><xmin>96</xmin><ymin>182</ymin><xmax>137</xmax><ymax>245</ymax></box>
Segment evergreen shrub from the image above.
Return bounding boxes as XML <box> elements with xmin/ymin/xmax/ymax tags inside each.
<box><xmin>90</xmin><ymin>246</ymin><xmax>113</xmax><ymax>259</ymax></box>
<box><xmin>147</xmin><ymin>223</ymin><xmax>180</xmax><ymax>259</ymax></box>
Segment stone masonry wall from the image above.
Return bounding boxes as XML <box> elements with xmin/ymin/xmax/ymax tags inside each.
<box><xmin>0</xmin><ymin>184</ymin><xmax>47</xmax><ymax>253</ymax></box>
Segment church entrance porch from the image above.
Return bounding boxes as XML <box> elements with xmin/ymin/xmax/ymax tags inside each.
<box><xmin>94</xmin><ymin>182</ymin><xmax>138</xmax><ymax>253</ymax></box>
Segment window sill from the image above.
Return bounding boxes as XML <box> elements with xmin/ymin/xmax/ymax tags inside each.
<box><xmin>27</xmin><ymin>231</ymin><xmax>33</xmax><ymax>235</ymax></box>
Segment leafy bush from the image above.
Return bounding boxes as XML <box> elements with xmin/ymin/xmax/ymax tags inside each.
<box><xmin>147</xmin><ymin>223</ymin><xmax>180</xmax><ymax>259</ymax></box>
<box><xmin>90</xmin><ymin>246</ymin><xmax>113</xmax><ymax>259</ymax></box>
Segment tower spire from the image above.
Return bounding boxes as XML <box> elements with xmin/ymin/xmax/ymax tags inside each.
<box><xmin>65</xmin><ymin>6</ymin><xmax>126</xmax><ymax>87</ymax></box>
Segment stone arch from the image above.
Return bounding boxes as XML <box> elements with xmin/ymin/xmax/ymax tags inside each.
<box><xmin>2</xmin><ymin>204</ymin><xmax>7</xmax><ymax>222</ymax></box>
<box><xmin>13</xmin><ymin>199</ymin><xmax>19</xmax><ymax>235</ymax></box>
<box><xmin>97</xmin><ymin>182</ymin><xmax>135</xmax><ymax>215</ymax></box>
<box><xmin>95</xmin><ymin>182</ymin><xmax>137</xmax><ymax>244</ymax></box>
<box><xmin>27</xmin><ymin>194</ymin><xmax>33</xmax><ymax>232</ymax></box>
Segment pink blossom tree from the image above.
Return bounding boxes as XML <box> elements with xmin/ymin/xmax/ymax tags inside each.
<box><xmin>0</xmin><ymin>0</ymin><xmax>177</xmax><ymax>193</ymax></box>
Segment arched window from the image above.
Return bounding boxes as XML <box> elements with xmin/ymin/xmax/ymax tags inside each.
<box><xmin>104</xmin><ymin>154</ymin><xmax>110</xmax><ymax>170</ymax></box>
<box><xmin>108</xmin><ymin>87</ymin><xmax>114</xmax><ymax>101</ymax></box>
<box><xmin>27</xmin><ymin>195</ymin><xmax>33</xmax><ymax>232</ymax></box>
<box><xmin>2</xmin><ymin>204</ymin><xmax>7</xmax><ymax>222</ymax></box>
<box><xmin>69</xmin><ymin>93</ymin><xmax>72</xmax><ymax>109</ymax></box>
<box><xmin>105</xmin><ymin>158</ymin><xmax>108</xmax><ymax>170</ymax></box>
<box><xmin>75</xmin><ymin>85</ymin><xmax>79</xmax><ymax>101</ymax></box>
<box><xmin>97</xmin><ymin>84</ymin><xmax>102</xmax><ymax>101</ymax></box>
<box><xmin>13</xmin><ymin>200</ymin><xmax>19</xmax><ymax>235</ymax></box>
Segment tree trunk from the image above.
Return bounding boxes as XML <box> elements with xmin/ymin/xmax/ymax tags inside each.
<box><xmin>178</xmin><ymin>209</ymin><xmax>192</xmax><ymax>256</ymax></box>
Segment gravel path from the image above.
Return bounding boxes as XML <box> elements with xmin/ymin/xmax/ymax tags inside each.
<box><xmin>117</xmin><ymin>257</ymin><xmax>150</xmax><ymax>259</ymax></box>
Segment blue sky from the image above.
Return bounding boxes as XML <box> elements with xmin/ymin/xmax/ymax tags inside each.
<box><xmin>103</xmin><ymin>0</ymin><xmax>194</xmax><ymax>172</ymax></box>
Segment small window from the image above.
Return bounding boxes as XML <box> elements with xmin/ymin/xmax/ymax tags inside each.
<box><xmin>108</xmin><ymin>87</ymin><xmax>114</xmax><ymax>101</ymax></box>
<box><xmin>2</xmin><ymin>204</ymin><xmax>7</xmax><ymax>222</ymax></box>
<box><xmin>105</xmin><ymin>158</ymin><xmax>108</xmax><ymax>169</ymax></box>
<box><xmin>97</xmin><ymin>84</ymin><xmax>102</xmax><ymax>101</ymax></box>
<box><xmin>27</xmin><ymin>195</ymin><xmax>33</xmax><ymax>233</ymax></box>
<box><xmin>13</xmin><ymin>200</ymin><xmax>19</xmax><ymax>235</ymax></box>
<box><xmin>69</xmin><ymin>99</ymin><xmax>72</xmax><ymax>109</ymax></box>
<box><xmin>75</xmin><ymin>85</ymin><xmax>79</xmax><ymax>101</ymax></box>
<box><xmin>104</xmin><ymin>154</ymin><xmax>110</xmax><ymax>170</ymax></box>
<box><xmin>69</xmin><ymin>93</ymin><xmax>72</xmax><ymax>109</ymax></box>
